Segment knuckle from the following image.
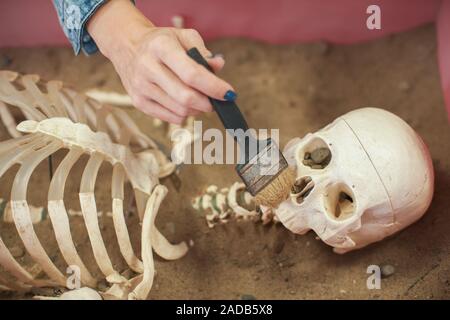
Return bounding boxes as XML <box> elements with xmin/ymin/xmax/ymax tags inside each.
<box><xmin>182</xmin><ymin>68</ymin><xmax>200</xmax><ymax>85</ymax></box>
<box><xmin>134</xmin><ymin>80</ymin><xmax>147</xmax><ymax>94</ymax></box>
<box><xmin>132</xmin><ymin>95</ymin><xmax>146</xmax><ymax>109</ymax></box>
<box><xmin>130</xmin><ymin>76</ymin><xmax>144</xmax><ymax>90</ymax></box>
<box><xmin>136</xmin><ymin>82</ymin><xmax>152</xmax><ymax>97</ymax></box>
<box><xmin>179</xmin><ymin>90</ymin><xmax>197</xmax><ymax>107</ymax></box>
<box><xmin>150</xmin><ymin>32</ymin><xmax>175</xmax><ymax>50</ymax></box>
<box><xmin>152</xmin><ymin>37</ymin><xmax>168</xmax><ymax>50</ymax></box>
<box><xmin>177</xmin><ymin>107</ymin><xmax>189</xmax><ymax>117</ymax></box>
<box><xmin>184</xmin><ymin>28</ymin><xmax>200</xmax><ymax>38</ymax></box>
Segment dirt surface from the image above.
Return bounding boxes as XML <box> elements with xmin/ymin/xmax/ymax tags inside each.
<box><xmin>0</xmin><ymin>24</ymin><xmax>449</xmax><ymax>300</ymax></box>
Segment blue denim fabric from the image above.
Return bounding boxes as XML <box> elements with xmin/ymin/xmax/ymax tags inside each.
<box><xmin>53</xmin><ymin>0</ymin><xmax>107</xmax><ymax>55</ymax></box>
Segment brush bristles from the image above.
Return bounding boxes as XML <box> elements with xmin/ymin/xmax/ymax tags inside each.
<box><xmin>254</xmin><ymin>167</ymin><xmax>296</xmax><ymax>208</ymax></box>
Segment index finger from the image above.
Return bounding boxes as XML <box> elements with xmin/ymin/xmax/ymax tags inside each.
<box><xmin>157</xmin><ymin>41</ymin><xmax>236</xmax><ymax>101</ymax></box>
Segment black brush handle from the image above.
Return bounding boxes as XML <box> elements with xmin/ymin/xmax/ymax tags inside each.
<box><xmin>186</xmin><ymin>48</ymin><xmax>249</xmax><ymax>134</ymax></box>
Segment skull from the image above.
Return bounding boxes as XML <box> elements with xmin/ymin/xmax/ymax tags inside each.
<box><xmin>273</xmin><ymin>108</ymin><xmax>434</xmax><ymax>253</ymax></box>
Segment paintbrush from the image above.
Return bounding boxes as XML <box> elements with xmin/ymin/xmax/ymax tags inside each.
<box><xmin>187</xmin><ymin>48</ymin><xmax>295</xmax><ymax>208</ymax></box>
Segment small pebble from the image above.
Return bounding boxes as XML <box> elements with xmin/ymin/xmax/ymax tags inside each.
<box><xmin>300</xmin><ymin>187</ymin><xmax>313</xmax><ymax>201</ymax></box>
<box><xmin>289</xmin><ymin>289</ymin><xmax>297</xmax><ymax>295</ymax></box>
<box><xmin>381</xmin><ymin>264</ymin><xmax>395</xmax><ymax>278</ymax></box>
<box><xmin>294</xmin><ymin>187</ymin><xmax>313</xmax><ymax>204</ymax></box>
<box><xmin>291</xmin><ymin>178</ymin><xmax>307</xmax><ymax>194</ymax></box>
<box><xmin>398</xmin><ymin>81</ymin><xmax>411</xmax><ymax>91</ymax></box>
<box><xmin>241</xmin><ymin>294</ymin><xmax>256</xmax><ymax>300</ymax></box>
<box><xmin>311</xmin><ymin>147</ymin><xmax>331</xmax><ymax>164</ymax></box>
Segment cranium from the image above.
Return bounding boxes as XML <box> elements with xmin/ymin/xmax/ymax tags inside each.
<box><xmin>272</xmin><ymin>108</ymin><xmax>434</xmax><ymax>253</ymax></box>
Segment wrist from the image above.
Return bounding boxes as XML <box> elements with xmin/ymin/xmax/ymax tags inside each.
<box><xmin>87</xmin><ymin>0</ymin><xmax>155</xmax><ymax>61</ymax></box>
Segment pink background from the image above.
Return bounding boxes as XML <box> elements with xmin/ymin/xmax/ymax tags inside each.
<box><xmin>0</xmin><ymin>0</ymin><xmax>441</xmax><ymax>46</ymax></box>
<box><xmin>0</xmin><ymin>0</ymin><xmax>449</xmax><ymax>119</ymax></box>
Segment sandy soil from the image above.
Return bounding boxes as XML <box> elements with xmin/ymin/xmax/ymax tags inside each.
<box><xmin>0</xmin><ymin>24</ymin><xmax>448</xmax><ymax>300</ymax></box>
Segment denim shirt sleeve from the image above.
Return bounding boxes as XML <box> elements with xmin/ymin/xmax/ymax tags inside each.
<box><xmin>53</xmin><ymin>0</ymin><xmax>107</xmax><ymax>55</ymax></box>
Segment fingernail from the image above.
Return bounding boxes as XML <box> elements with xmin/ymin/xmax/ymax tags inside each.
<box><xmin>224</xmin><ymin>90</ymin><xmax>237</xmax><ymax>101</ymax></box>
<box><xmin>208</xmin><ymin>53</ymin><xmax>224</xmax><ymax>59</ymax></box>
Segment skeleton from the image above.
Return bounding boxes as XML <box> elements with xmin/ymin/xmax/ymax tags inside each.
<box><xmin>192</xmin><ymin>182</ymin><xmax>277</xmax><ymax>227</ymax></box>
<box><xmin>0</xmin><ymin>71</ymin><xmax>187</xmax><ymax>299</ymax></box>
<box><xmin>84</xmin><ymin>89</ymin><xmax>133</xmax><ymax>107</ymax></box>
<box><xmin>265</xmin><ymin>108</ymin><xmax>434</xmax><ymax>253</ymax></box>
<box><xmin>84</xmin><ymin>88</ymin><xmax>199</xmax><ymax>166</ymax></box>
<box><xmin>1</xmin><ymin>197</ymin><xmax>114</xmax><ymax>224</ymax></box>
<box><xmin>34</xmin><ymin>287</ymin><xmax>102</xmax><ymax>300</ymax></box>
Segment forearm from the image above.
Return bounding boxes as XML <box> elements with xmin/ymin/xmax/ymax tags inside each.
<box><xmin>87</xmin><ymin>0</ymin><xmax>154</xmax><ymax>61</ymax></box>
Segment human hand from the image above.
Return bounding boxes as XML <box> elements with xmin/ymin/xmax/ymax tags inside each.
<box><xmin>88</xmin><ymin>0</ymin><xmax>235</xmax><ymax>124</ymax></box>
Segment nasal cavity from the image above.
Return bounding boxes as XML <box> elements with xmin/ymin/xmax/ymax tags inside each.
<box><xmin>291</xmin><ymin>176</ymin><xmax>314</xmax><ymax>204</ymax></box>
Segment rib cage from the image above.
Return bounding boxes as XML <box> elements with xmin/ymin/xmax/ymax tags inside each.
<box><xmin>0</xmin><ymin>71</ymin><xmax>154</xmax><ymax>147</ymax></box>
<box><xmin>0</xmin><ymin>71</ymin><xmax>187</xmax><ymax>299</ymax></box>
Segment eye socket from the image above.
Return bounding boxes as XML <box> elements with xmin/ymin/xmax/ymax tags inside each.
<box><xmin>297</xmin><ymin>138</ymin><xmax>332</xmax><ymax>170</ymax></box>
<box><xmin>323</xmin><ymin>184</ymin><xmax>355</xmax><ymax>221</ymax></box>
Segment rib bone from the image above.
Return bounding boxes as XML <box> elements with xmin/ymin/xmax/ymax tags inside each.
<box><xmin>0</xmin><ymin>71</ymin><xmax>187</xmax><ymax>299</ymax></box>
